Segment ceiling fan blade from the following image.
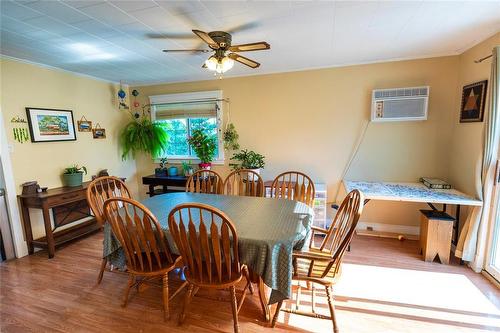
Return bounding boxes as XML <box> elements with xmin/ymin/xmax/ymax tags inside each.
<box><xmin>228</xmin><ymin>42</ymin><xmax>270</xmax><ymax>52</ymax></box>
<box><xmin>146</xmin><ymin>33</ymin><xmax>195</xmax><ymax>40</ymax></box>
<box><xmin>163</xmin><ymin>49</ymin><xmax>210</xmax><ymax>53</ymax></box>
<box><xmin>228</xmin><ymin>53</ymin><xmax>260</xmax><ymax>69</ymax></box>
<box><xmin>192</xmin><ymin>29</ymin><xmax>219</xmax><ymax>49</ymax></box>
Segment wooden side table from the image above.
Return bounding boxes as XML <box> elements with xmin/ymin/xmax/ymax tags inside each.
<box><xmin>142</xmin><ymin>175</ymin><xmax>188</xmax><ymax>197</ymax></box>
<box><xmin>18</xmin><ymin>181</ymin><xmax>100</xmax><ymax>258</ymax></box>
<box><xmin>419</xmin><ymin>210</ymin><xmax>455</xmax><ymax>264</ymax></box>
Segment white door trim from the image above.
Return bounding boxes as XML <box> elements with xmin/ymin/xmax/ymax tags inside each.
<box><xmin>0</xmin><ymin>108</ymin><xmax>28</xmax><ymax>258</ymax></box>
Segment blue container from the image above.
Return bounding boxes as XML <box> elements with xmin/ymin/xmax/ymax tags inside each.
<box><xmin>168</xmin><ymin>166</ymin><xmax>178</xmax><ymax>177</ymax></box>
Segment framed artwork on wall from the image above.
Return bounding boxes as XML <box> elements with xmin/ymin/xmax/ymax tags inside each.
<box><xmin>25</xmin><ymin>107</ymin><xmax>77</xmax><ymax>142</ymax></box>
<box><xmin>77</xmin><ymin>116</ymin><xmax>92</xmax><ymax>132</ymax></box>
<box><xmin>92</xmin><ymin>123</ymin><xmax>106</xmax><ymax>139</ymax></box>
<box><xmin>460</xmin><ymin>80</ymin><xmax>488</xmax><ymax>123</ymax></box>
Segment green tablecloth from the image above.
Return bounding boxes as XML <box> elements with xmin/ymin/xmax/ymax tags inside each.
<box><xmin>103</xmin><ymin>192</ymin><xmax>314</xmax><ymax>304</ymax></box>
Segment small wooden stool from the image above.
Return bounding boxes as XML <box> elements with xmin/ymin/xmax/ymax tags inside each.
<box><xmin>419</xmin><ymin>210</ymin><xmax>455</xmax><ymax>264</ymax></box>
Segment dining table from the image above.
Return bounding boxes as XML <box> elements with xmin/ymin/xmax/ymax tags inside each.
<box><xmin>103</xmin><ymin>192</ymin><xmax>314</xmax><ymax>321</ymax></box>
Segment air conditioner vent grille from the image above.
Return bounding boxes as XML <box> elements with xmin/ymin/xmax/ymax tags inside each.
<box><xmin>374</xmin><ymin>87</ymin><xmax>429</xmax><ymax>99</ymax></box>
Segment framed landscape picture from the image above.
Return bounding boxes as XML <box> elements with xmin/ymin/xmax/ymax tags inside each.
<box><xmin>26</xmin><ymin>108</ymin><xmax>77</xmax><ymax>142</ymax></box>
<box><xmin>77</xmin><ymin>116</ymin><xmax>92</xmax><ymax>132</ymax></box>
<box><xmin>92</xmin><ymin>128</ymin><xmax>106</xmax><ymax>139</ymax></box>
<box><xmin>92</xmin><ymin>123</ymin><xmax>106</xmax><ymax>139</ymax></box>
<box><xmin>460</xmin><ymin>80</ymin><xmax>488</xmax><ymax>123</ymax></box>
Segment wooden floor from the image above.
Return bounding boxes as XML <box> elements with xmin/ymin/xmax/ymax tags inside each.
<box><xmin>1</xmin><ymin>233</ymin><xmax>499</xmax><ymax>333</ymax></box>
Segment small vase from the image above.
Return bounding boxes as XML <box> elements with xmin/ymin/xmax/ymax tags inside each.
<box><xmin>63</xmin><ymin>172</ymin><xmax>83</xmax><ymax>187</ymax></box>
<box><xmin>168</xmin><ymin>166</ymin><xmax>178</xmax><ymax>176</ymax></box>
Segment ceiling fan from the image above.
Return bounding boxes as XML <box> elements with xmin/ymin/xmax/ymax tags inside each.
<box><xmin>162</xmin><ymin>30</ymin><xmax>270</xmax><ymax>74</ymax></box>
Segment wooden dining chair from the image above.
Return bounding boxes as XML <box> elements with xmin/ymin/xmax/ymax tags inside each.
<box><xmin>87</xmin><ymin>176</ymin><xmax>131</xmax><ymax>284</ymax></box>
<box><xmin>185</xmin><ymin>169</ymin><xmax>223</xmax><ymax>194</ymax></box>
<box><xmin>103</xmin><ymin>197</ymin><xmax>186</xmax><ymax>321</ymax></box>
<box><xmin>168</xmin><ymin>203</ymin><xmax>253</xmax><ymax>333</ymax></box>
<box><xmin>271</xmin><ymin>189</ymin><xmax>364</xmax><ymax>333</ymax></box>
<box><xmin>223</xmin><ymin>169</ymin><xmax>264</xmax><ymax>197</ymax></box>
<box><xmin>270</xmin><ymin>171</ymin><xmax>316</xmax><ymax>207</ymax></box>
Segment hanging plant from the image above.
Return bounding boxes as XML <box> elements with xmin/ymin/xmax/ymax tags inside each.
<box><xmin>120</xmin><ymin>115</ymin><xmax>170</xmax><ymax>160</ymax></box>
<box><xmin>223</xmin><ymin>123</ymin><xmax>240</xmax><ymax>151</ymax></box>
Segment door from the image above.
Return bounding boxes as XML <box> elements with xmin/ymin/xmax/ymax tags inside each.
<box><xmin>485</xmin><ymin>159</ymin><xmax>500</xmax><ymax>281</ymax></box>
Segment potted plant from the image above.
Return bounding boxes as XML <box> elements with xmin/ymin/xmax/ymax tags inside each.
<box><xmin>121</xmin><ymin>115</ymin><xmax>170</xmax><ymax>160</ymax></box>
<box><xmin>62</xmin><ymin>164</ymin><xmax>87</xmax><ymax>187</ymax></box>
<box><xmin>181</xmin><ymin>161</ymin><xmax>193</xmax><ymax>176</ymax></box>
<box><xmin>230</xmin><ymin>149</ymin><xmax>265</xmax><ymax>176</ymax></box>
<box><xmin>155</xmin><ymin>158</ymin><xmax>168</xmax><ymax>177</ymax></box>
<box><xmin>187</xmin><ymin>129</ymin><xmax>217</xmax><ymax>170</ymax></box>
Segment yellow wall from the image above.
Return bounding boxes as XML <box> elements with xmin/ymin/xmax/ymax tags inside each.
<box><xmin>448</xmin><ymin>32</ymin><xmax>500</xmax><ymax>196</ymax></box>
<box><xmin>0</xmin><ymin>58</ymin><xmax>138</xmax><ymax>239</ymax></box>
<box><xmin>132</xmin><ymin>56</ymin><xmax>460</xmax><ymax>228</ymax></box>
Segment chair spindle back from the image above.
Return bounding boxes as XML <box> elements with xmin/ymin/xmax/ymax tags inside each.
<box><xmin>87</xmin><ymin>176</ymin><xmax>131</xmax><ymax>225</ymax></box>
<box><xmin>318</xmin><ymin>189</ymin><xmax>364</xmax><ymax>277</ymax></box>
<box><xmin>223</xmin><ymin>169</ymin><xmax>264</xmax><ymax>197</ymax></box>
<box><xmin>103</xmin><ymin>197</ymin><xmax>174</xmax><ymax>273</ymax></box>
<box><xmin>270</xmin><ymin>171</ymin><xmax>316</xmax><ymax>207</ymax></box>
<box><xmin>185</xmin><ymin>170</ymin><xmax>223</xmax><ymax>194</ymax></box>
<box><xmin>168</xmin><ymin>203</ymin><xmax>240</xmax><ymax>284</ymax></box>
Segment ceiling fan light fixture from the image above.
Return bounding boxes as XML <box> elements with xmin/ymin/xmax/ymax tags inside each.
<box><xmin>205</xmin><ymin>56</ymin><xmax>218</xmax><ymax>71</ymax></box>
<box><xmin>205</xmin><ymin>55</ymin><xmax>234</xmax><ymax>74</ymax></box>
<box><xmin>219</xmin><ymin>56</ymin><xmax>234</xmax><ymax>73</ymax></box>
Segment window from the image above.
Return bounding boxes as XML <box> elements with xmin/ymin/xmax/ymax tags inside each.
<box><xmin>150</xmin><ymin>91</ymin><xmax>223</xmax><ymax>163</ymax></box>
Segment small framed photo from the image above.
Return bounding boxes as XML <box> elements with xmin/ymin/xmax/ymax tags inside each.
<box><xmin>92</xmin><ymin>124</ymin><xmax>106</xmax><ymax>139</ymax></box>
<box><xmin>460</xmin><ymin>80</ymin><xmax>488</xmax><ymax>123</ymax></box>
<box><xmin>26</xmin><ymin>107</ymin><xmax>76</xmax><ymax>142</ymax></box>
<box><xmin>77</xmin><ymin>116</ymin><xmax>92</xmax><ymax>132</ymax></box>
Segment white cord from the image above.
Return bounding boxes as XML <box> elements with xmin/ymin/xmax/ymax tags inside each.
<box><xmin>225</xmin><ymin>99</ymin><xmax>231</xmax><ymax>130</ymax></box>
<box><xmin>332</xmin><ymin>119</ymin><xmax>371</xmax><ymax>203</ymax></box>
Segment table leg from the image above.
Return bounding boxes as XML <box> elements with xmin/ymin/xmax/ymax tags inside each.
<box><xmin>249</xmin><ymin>270</ymin><xmax>271</xmax><ymax>322</ymax></box>
<box><xmin>20</xmin><ymin>200</ymin><xmax>34</xmax><ymax>255</ymax></box>
<box><xmin>148</xmin><ymin>185</ymin><xmax>155</xmax><ymax>197</ymax></box>
<box><xmin>258</xmin><ymin>277</ymin><xmax>271</xmax><ymax>322</ymax></box>
<box><xmin>41</xmin><ymin>201</ymin><xmax>55</xmax><ymax>259</ymax></box>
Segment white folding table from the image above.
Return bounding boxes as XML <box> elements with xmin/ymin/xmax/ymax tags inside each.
<box><xmin>343</xmin><ymin>180</ymin><xmax>482</xmax><ymax>246</ymax></box>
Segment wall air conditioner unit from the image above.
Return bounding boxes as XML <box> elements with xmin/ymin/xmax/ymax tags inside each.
<box><xmin>371</xmin><ymin>86</ymin><xmax>429</xmax><ymax>122</ymax></box>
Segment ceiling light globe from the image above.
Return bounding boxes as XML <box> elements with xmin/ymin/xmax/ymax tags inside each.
<box><xmin>205</xmin><ymin>56</ymin><xmax>218</xmax><ymax>71</ymax></box>
<box><xmin>221</xmin><ymin>57</ymin><xmax>234</xmax><ymax>72</ymax></box>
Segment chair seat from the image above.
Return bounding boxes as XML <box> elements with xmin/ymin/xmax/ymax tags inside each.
<box><xmin>128</xmin><ymin>252</ymin><xmax>180</xmax><ymax>276</ymax></box>
<box><xmin>294</xmin><ymin>248</ymin><xmax>341</xmax><ymax>285</ymax></box>
<box><xmin>184</xmin><ymin>262</ymin><xmax>244</xmax><ymax>288</ymax></box>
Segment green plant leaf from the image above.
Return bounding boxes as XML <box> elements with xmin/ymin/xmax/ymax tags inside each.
<box><xmin>120</xmin><ymin>116</ymin><xmax>170</xmax><ymax>160</ymax></box>
<box><xmin>230</xmin><ymin>149</ymin><xmax>265</xmax><ymax>169</ymax></box>
<box><xmin>187</xmin><ymin>129</ymin><xmax>217</xmax><ymax>163</ymax></box>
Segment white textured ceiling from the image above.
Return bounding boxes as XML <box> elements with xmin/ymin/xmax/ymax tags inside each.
<box><xmin>1</xmin><ymin>0</ymin><xmax>499</xmax><ymax>85</ymax></box>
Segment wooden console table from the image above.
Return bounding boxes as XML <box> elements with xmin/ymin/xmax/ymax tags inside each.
<box><xmin>142</xmin><ymin>175</ymin><xmax>188</xmax><ymax>197</ymax></box>
<box><xmin>18</xmin><ymin>181</ymin><xmax>100</xmax><ymax>258</ymax></box>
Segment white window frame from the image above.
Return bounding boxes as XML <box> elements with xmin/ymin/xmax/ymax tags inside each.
<box><xmin>149</xmin><ymin>90</ymin><xmax>224</xmax><ymax>164</ymax></box>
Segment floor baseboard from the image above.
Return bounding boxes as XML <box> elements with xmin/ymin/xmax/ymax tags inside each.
<box><xmin>357</xmin><ymin>221</ymin><xmax>420</xmax><ymax>236</ymax></box>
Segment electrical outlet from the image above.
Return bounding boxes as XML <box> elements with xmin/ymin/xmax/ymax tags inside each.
<box><xmin>367</xmin><ymin>226</ymin><xmax>373</xmax><ymax>231</ymax></box>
